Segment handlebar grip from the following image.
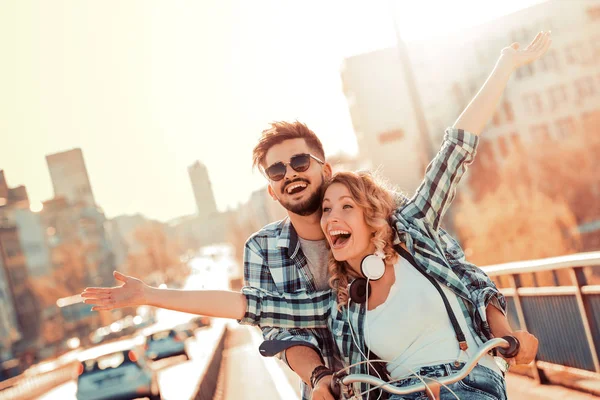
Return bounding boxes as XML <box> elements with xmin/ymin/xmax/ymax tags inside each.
<box><xmin>498</xmin><ymin>335</ymin><xmax>520</xmax><ymax>359</ymax></box>
<box><xmin>330</xmin><ymin>376</ymin><xmax>341</xmax><ymax>398</ymax></box>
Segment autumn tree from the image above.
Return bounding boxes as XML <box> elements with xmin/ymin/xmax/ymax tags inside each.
<box><xmin>52</xmin><ymin>239</ymin><xmax>89</xmax><ymax>293</ymax></box>
<box><xmin>126</xmin><ymin>223</ymin><xmax>187</xmax><ymax>284</ymax></box>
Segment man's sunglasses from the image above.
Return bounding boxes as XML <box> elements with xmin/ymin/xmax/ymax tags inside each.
<box><xmin>263</xmin><ymin>153</ymin><xmax>324</xmax><ymax>182</ymax></box>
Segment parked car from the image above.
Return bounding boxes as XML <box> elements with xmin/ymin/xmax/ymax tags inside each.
<box><xmin>189</xmin><ymin>315</ymin><xmax>212</xmax><ymax>330</ymax></box>
<box><xmin>174</xmin><ymin>323</ymin><xmax>196</xmax><ymax>339</ymax></box>
<box><xmin>76</xmin><ymin>340</ymin><xmax>160</xmax><ymax>400</ymax></box>
<box><xmin>144</xmin><ymin>329</ymin><xmax>189</xmax><ymax>361</ymax></box>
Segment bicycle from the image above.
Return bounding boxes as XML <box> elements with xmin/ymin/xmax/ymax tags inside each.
<box><xmin>329</xmin><ymin>336</ymin><xmax>520</xmax><ymax>399</ymax></box>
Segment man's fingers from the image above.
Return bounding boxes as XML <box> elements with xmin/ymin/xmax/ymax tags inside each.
<box><xmin>83</xmin><ymin>287</ymin><xmax>113</xmax><ymax>293</ymax></box>
<box><xmin>81</xmin><ymin>292</ymin><xmax>112</xmax><ymax>299</ymax></box>
<box><xmin>84</xmin><ymin>298</ymin><xmax>113</xmax><ymax>306</ymax></box>
<box><xmin>113</xmin><ymin>271</ymin><xmax>129</xmax><ymax>283</ymax></box>
<box><xmin>91</xmin><ymin>306</ymin><xmax>113</xmax><ymax>311</ymax></box>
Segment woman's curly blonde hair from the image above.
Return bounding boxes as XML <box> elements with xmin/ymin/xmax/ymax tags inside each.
<box><xmin>324</xmin><ymin>171</ymin><xmax>402</xmax><ymax>309</ymax></box>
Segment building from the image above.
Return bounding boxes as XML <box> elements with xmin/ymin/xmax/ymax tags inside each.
<box><xmin>14</xmin><ymin>208</ymin><xmax>52</xmax><ymax>278</ymax></box>
<box><xmin>41</xmin><ymin>197</ymin><xmax>115</xmax><ymax>288</ymax></box>
<box><xmin>0</xmin><ymin>171</ymin><xmax>40</xmax><ymax>355</ymax></box>
<box><xmin>188</xmin><ymin>161</ymin><xmax>218</xmax><ymax>221</ymax></box>
<box><xmin>0</xmin><ymin>250</ymin><xmax>21</xmax><ymax>361</ymax></box>
<box><xmin>46</xmin><ymin>148</ymin><xmax>96</xmax><ymax>207</ymax></box>
<box><xmin>341</xmin><ymin>0</ymin><xmax>600</xmax><ymax>193</ymax></box>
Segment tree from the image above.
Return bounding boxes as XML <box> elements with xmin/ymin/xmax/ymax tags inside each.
<box><xmin>126</xmin><ymin>223</ymin><xmax>187</xmax><ymax>284</ymax></box>
<box><xmin>52</xmin><ymin>239</ymin><xmax>88</xmax><ymax>294</ymax></box>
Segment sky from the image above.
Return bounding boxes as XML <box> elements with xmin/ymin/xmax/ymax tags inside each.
<box><xmin>0</xmin><ymin>0</ymin><xmax>548</xmax><ymax>222</ymax></box>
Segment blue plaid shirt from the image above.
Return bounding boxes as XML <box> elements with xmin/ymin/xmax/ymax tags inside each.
<box><xmin>241</xmin><ymin>128</ymin><xmax>507</xmax><ymax>399</ymax></box>
<box><xmin>243</xmin><ymin>212</ymin><xmax>345</xmax><ymax>400</ymax></box>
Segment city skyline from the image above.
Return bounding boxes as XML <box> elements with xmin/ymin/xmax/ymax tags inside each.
<box><xmin>1</xmin><ymin>0</ymin><xmax>548</xmax><ymax>222</ymax></box>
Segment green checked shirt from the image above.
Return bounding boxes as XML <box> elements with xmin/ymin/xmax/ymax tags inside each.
<box><xmin>241</xmin><ymin>128</ymin><xmax>507</xmax><ymax>399</ymax></box>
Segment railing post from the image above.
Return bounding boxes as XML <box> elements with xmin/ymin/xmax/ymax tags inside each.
<box><xmin>507</xmin><ymin>273</ymin><xmax>545</xmax><ymax>383</ymax></box>
<box><xmin>569</xmin><ymin>267</ymin><xmax>600</xmax><ymax>373</ymax></box>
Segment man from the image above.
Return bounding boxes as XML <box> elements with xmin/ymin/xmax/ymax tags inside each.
<box><xmin>243</xmin><ymin>121</ymin><xmax>341</xmax><ymax>400</ymax></box>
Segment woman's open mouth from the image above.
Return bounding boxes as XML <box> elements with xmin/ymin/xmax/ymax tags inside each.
<box><xmin>329</xmin><ymin>230</ymin><xmax>351</xmax><ymax>249</ymax></box>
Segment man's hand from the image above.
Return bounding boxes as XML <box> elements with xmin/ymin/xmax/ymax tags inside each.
<box><xmin>501</xmin><ymin>31</ymin><xmax>552</xmax><ymax>70</ymax></box>
<box><xmin>505</xmin><ymin>330</ymin><xmax>539</xmax><ymax>366</ymax></box>
<box><xmin>312</xmin><ymin>375</ymin><xmax>335</xmax><ymax>400</ymax></box>
<box><xmin>81</xmin><ymin>271</ymin><xmax>148</xmax><ymax>311</ymax></box>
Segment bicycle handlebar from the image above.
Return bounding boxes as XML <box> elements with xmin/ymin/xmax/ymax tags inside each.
<box><xmin>330</xmin><ymin>336</ymin><xmax>519</xmax><ymax>398</ymax></box>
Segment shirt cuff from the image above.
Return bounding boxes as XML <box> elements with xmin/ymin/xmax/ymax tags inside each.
<box><xmin>238</xmin><ymin>286</ymin><xmax>263</xmax><ymax>325</ymax></box>
<box><xmin>444</xmin><ymin>127</ymin><xmax>480</xmax><ymax>153</ymax></box>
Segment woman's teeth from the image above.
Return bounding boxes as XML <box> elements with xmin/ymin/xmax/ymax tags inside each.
<box><xmin>330</xmin><ymin>230</ymin><xmax>351</xmax><ymax>247</ymax></box>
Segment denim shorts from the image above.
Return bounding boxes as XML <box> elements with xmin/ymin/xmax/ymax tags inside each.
<box><xmin>387</xmin><ymin>362</ymin><xmax>507</xmax><ymax>400</ymax></box>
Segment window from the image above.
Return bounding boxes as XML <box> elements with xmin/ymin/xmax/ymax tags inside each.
<box><xmin>587</xmin><ymin>6</ymin><xmax>600</xmax><ymax>21</ymax></box>
<box><xmin>539</xmin><ymin>49</ymin><xmax>560</xmax><ymax>72</ymax></box>
<box><xmin>503</xmin><ymin>101</ymin><xmax>514</xmax><ymax>122</ymax></box>
<box><xmin>591</xmin><ymin>36</ymin><xmax>600</xmax><ymax>62</ymax></box>
<box><xmin>378</xmin><ymin>129</ymin><xmax>404</xmax><ymax>144</ymax></box>
<box><xmin>497</xmin><ymin>136</ymin><xmax>509</xmax><ymax>158</ymax></box>
<box><xmin>548</xmin><ymin>85</ymin><xmax>568</xmax><ymax>110</ymax></box>
<box><xmin>530</xmin><ymin>124</ymin><xmax>550</xmax><ymax>142</ymax></box>
<box><xmin>565</xmin><ymin>42</ymin><xmax>593</xmax><ymax>65</ymax></box>
<box><xmin>516</xmin><ymin>64</ymin><xmax>534</xmax><ymax>80</ymax></box>
<box><xmin>556</xmin><ymin>117</ymin><xmax>576</xmax><ymax>139</ymax></box>
<box><xmin>573</xmin><ymin>76</ymin><xmax>596</xmax><ymax>103</ymax></box>
<box><xmin>523</xmin><ymin>93</ymin><xmax>544</xmax><ymax>114</ymax></box>
<box><xmin>510</xmin><ymin>133</ymin><xmax>522</xmax><ymax>150</ymax></box>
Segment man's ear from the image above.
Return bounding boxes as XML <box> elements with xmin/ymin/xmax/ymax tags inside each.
<box><xmin>323</xmin><ymin>162</ymin><xmax>333</xmax><ymax>180</ymax></box>
<box><xmin>267</xmin><ymin>184</ymin><xmax>279</xmax><ymax>201</ymax></box>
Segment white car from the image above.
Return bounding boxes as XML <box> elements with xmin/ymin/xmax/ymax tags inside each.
<box><xmin>76</xmin><ymin>340</ymin><xmax>161</xmax><ymax>400</ymax></box>
<box><xmin>144</xmin><ymin>329</ymin><xmax>189</xmax><ymax>361</ymax></box>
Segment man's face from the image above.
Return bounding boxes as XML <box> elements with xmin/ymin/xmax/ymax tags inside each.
<box><xmin>264</xmin><ymin>138</ymin><xmax>331</xmax><ymax>217</ymax></box>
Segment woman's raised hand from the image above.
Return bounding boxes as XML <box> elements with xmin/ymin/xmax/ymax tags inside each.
<box><xmin>501</xmin><ymin>31</ymin><xmax>552</xmax><ymax>70</ymax></box>
<box><xmin>81</xmin><ymin>271</ymin><xmax>148</xmax><ymax>311</ymax></box>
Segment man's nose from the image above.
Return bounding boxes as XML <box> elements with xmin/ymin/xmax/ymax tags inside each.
<box><xmin>284</xmin><ymin>166</ymin><xmax>297</xmax><ymax>180</ymax></box>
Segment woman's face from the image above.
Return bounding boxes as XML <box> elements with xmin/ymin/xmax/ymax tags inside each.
<box><xmin>320</xmin><ymin>182</ymin><xmax>375</xmax><ymax>272</ymax></box>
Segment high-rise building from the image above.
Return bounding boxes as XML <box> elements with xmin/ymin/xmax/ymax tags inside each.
<box><xmin>46</xmin><ymin>148</ymin><xmax>96</xmax><ymax>207</ymax></box>
<box><xmin>188</xmin><ymin>161</ymin><xmax>218</xmax><ymax>221</ymax></box>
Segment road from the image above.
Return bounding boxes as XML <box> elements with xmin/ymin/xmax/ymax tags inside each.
<box><xmin>30</xmin><ymin>245</ymin><xmax>599</xmax><ymax>400</ymax></box>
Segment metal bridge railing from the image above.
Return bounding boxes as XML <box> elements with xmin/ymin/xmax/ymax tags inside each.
<box><xmin>481</xmin><ymin>251</ymin><xmax>600</xmax><ymax>386</ymax></box>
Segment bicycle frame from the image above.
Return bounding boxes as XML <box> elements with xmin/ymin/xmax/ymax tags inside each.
<box><xmin>331</xmin><ymin>337</ymin><xmax>513</xmax><ymax>398</ymax></box>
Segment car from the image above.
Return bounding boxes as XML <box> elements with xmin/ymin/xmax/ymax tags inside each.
<box><xmin>75</xmin><ymin>339</ymin><xmax>161</xmax><ymax>400</ymax></box>
<box><xmin>174</xmin><ymin>323</ymin><xmax>196</xmax><ymax>339</ymax></box>
<box><xmin>189</xmin><ymin>315</ymin><xmax>212</xmax><ymax>330</ymax></box>
<box><xmin>144</xmin><ymin>329</ymin><xmax>189</xmax><ymax>361</ymax></box>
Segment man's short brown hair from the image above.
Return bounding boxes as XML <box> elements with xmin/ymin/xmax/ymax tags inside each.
<box><xmin>252</xmin><ymin>121</ymin><xmax>325</xmax><ymax>169</ymax></box>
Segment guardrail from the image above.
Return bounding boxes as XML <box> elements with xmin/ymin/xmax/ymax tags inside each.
<box><xmin>0</xmin><ymin>362</ymin><xmax>77</xmax><ymax>400</ymax></box>
<box><xmin>481</xmin><ymin>251</ymin><xmax>600</xmax><ymax>392</ymax></box>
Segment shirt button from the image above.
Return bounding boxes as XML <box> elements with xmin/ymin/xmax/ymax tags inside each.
<box><xmin>446</xmin><ymin>283</ymin><xmax>451</xmax><ymax>287</ymax></box>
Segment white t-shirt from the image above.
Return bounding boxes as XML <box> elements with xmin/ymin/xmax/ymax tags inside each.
<box><xmin>364</xmin><ymin>257</ymin><xmax>501</xmax><ymax>379</ymax></box>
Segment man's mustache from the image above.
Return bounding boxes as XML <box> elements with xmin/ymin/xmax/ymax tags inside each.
<box><xmin>282</xmin><ymin>178</ymin><xmax>310</xmax><ymax>194</ymax></box>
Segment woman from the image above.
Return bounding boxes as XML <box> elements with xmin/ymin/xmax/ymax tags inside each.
<box><xmin>82</xmin><ymin>32</ymin><xmax>550</xmax><ymax>399</ymax></box>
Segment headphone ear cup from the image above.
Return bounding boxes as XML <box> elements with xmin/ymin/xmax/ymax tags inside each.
<box><xmin>348</xmin><ymin>278</ymin><xmax>370</xmax><ymax>304</ymax></box>
<box><xmin>361</xmin><ymin>254</ymin><xmax>386</xmax><ymax>281</ymax></box>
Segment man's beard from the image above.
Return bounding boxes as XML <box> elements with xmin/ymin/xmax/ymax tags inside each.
<box><xmin>279</xmin><ymin>177</ymin><xmax>324</xmax><ymax>217</ymax></box>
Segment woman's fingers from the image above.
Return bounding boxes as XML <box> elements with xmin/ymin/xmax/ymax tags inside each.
<box><xmin>525</xmin><ymin>31</ymin><xmax>543</xmax><ymax>51</ymax></box>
